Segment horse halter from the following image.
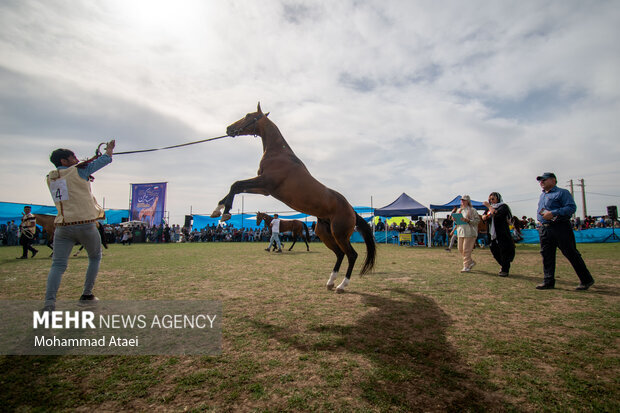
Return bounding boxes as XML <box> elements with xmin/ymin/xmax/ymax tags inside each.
<box><xmin>228</xmin><ymin>112</ymin><xmax>268</xmax><ymax>137</ymax></box>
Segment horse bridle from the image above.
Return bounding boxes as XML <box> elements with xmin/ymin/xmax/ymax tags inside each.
<box><xmin>228</xmin><ymin>112</ymin><xmax>268</xmax><ymax>137</ymax></box>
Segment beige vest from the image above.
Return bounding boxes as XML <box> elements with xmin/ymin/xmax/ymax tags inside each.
<box><xmin>22</xmin><ymin>213</ymin><xmax>36</xmax><ymax>235</ymax></box>
<box><xmin>47</xmin><ymin>166</ymin><xmax>104</xmax><ymax>225</ymax></box>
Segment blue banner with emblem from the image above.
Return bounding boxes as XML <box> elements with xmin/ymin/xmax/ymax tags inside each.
<box><xmin>130</xmin><ymin>183</ymin><xmax>167</xmax><ymax>227</ymax></box>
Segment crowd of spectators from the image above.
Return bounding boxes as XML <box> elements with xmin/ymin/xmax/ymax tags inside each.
<box><xmin>0</xmin><ymin>214</ymin><xmax>617</xmax><ymax>247</ymax></box>
<box><xmin>372</xmin><ymin>213</ymin><xmax>619</xmax><ymax>247</ymax></box>
<box><xmin>572</xmin><ymin>215</ymin><xmax>619</xmax><ymax>230</ymax></box>
<box><xmin>183</xmin><ymin>223</ymin><xmax>318</xmax><ymax>243</ymax></box>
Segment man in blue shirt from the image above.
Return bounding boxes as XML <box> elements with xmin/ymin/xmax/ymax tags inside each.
<box><xmin>536</xmin><ymin>172</ymin><xmax>594</xmax><ymax>290</ymax></box>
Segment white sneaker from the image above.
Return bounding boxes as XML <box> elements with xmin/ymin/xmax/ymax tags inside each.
<box><xmin>461</xmin><ymin>267</ymin><xmax>470</xmax><ymax>273</ymax></box>
<box><xmin>469</xmin><ymin>261</ymin><xmax>476</xmax><ymax>270</ymax></box>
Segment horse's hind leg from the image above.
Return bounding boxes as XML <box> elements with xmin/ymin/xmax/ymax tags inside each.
<box><xmin>288</xmin><ymin>233</ymin><xmax>297</xmax><ymax>251</ymax></box>
<box><xmin>301</xmin><ymin>228</ymin><xmax>310</xmax><ymax>251</ymax></box>
<box><xmin>315</xmin><ymin>219</ymin><xmax>345</xmax><ymax>290</ymax></box>
<box><xmin>335</xmin><ymin>243</ymin><xmax>358</xmax><ymax>293</ymax></box>
<box><xmin>331</xmin><ymin>219</ymin><xmax>358</xmax><ymax>294</ymax></box>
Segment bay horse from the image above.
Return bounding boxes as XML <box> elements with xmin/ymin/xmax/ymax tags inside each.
<box><xmin>256</xmin><ymin>212</ymin><xmax>310</xmax><ymax>251</ymax></box>
<box><xmin>211</xmin><ymin>103</ymin><xmax>376</xmax><ymax>293</ymax></box>
<box><xmin>34</xmin><ymin>214</ymin><xmax>56</xmax><ymax>252</ymax></box>
<box><xmin>34</xmin><ymin>214</ymin><xmax>108</xmax><ymax>255</ymax></box>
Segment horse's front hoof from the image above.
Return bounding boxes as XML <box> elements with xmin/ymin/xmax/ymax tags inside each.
<box><xmin>327</xmin><ymin>284</ymin><xmax>334</xmax><ymax>291</ymax></box>
<box><xmin>336</xmin><ymin>288</ymin><xmax>346</xmax><ymax>294</ymax></box>
<box><xmin>210</xmin><ymin>210</ymin><xmax>221</xmax><ymax>218</ymax></box>
<box><xmin>221</xmin><ymin>213</ymin><xmax>231</xmax><ymax>221</ymax></box>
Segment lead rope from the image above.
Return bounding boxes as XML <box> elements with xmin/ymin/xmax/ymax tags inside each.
<box><xmin>113</xmin><ymin>134</ymin><xmax>230</xmax><ymax>155</ymax></box>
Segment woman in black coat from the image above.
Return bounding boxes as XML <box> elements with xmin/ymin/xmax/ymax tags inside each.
<box><xmin>482</xmin><ymin>192</ymin><xmax>516</xmax><ymax>276</ymax></box>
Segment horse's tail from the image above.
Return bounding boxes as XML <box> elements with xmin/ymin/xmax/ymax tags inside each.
<box><xmin>302</xmin><ymin>222</ymin><xmax>310</xmax><ymax>241</ymax></box>
<box><xmin>356</xmin><ymin>213</ymin><xmax>376</xmax><ymax>275</ymax></box>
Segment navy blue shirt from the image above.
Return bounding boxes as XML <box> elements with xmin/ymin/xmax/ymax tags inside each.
<box><xmin>537</xmin><ymin>186</ymin><xmax>576</xmax><ymax>223</ymax></box>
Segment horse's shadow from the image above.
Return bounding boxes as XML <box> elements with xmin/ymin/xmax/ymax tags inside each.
<box><xmin>249</xmin><ymin>288</ymin><xmax>509</xmax><ymax>410</ymax></box>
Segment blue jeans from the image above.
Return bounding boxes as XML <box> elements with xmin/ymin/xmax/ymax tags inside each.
<box><xmin>45</xmin><ymin>223</ymin><xmax>102</xmax><ymax>307</ymax></box>
<box><xmin>268</xmin><ymin>233</ymin><xmax>282</xmax><ymax>250</ymax></box>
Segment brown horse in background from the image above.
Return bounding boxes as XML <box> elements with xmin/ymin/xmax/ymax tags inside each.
<box><xmin>256</xmin><ymin>212</ymin><xmax>310</xmax><ymax>252</ymax></box>
<box><xmin>34</xmin><ymin>214</ymin><xmax>108</xmax><ymax>255</ymax></box>
<box><xmin>34</xmin><ymin>214</ymin><xmax>56</xmax><ymax>251</ymax></box>
<box><xmin>211</xmin><ymin>103</ymin><xmax>375</xmax><ymax>293</ymax></box>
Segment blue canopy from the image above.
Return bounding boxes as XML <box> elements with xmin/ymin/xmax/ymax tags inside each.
<box><xmin>105</xmin><ymin>209</ymin><xmax>130</xmax><ymax>224</ymax></box>
<box><xmin>0</xmin><ymin>202</ymin><xmax>58</xmax><ymax>225</ymax></box>
<box><xmin>0</xmin><ymin>201</ymin><xmax>128</xmax><ymax>225</ymax></box>
<box><xmin>430</xmin><ymin>195</ymin><xmax>487</xmax><ymax>211</ymax></box>
<box><xmin>374</xmin><ymin>193</ymin><xmax>429</xmax><ymax>217</ymax></box>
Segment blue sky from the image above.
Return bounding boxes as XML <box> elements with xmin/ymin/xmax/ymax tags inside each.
<box><xmin>1</xmin><ymin>0</ymin><xmax>619</xmax><ymax>224</ymax></box>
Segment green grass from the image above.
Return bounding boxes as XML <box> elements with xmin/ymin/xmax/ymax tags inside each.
<box><xmin>1</xmin><ymin>241</ymin><xmax>619</xmax><ymax>412</ymax></box>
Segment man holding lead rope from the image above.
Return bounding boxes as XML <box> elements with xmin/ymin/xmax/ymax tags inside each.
<box><xmin>42</xmin><ymin>140</ymin><xmax>115</xmax><ymax>311</ymax></box>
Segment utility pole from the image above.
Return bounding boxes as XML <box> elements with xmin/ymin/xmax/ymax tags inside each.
<box><xmin>576</xmin><ymin>178</ymin><xmax>587</xmax><ymax>219</ymax></box>
<box><xmin>568</xmin><ymin>180</ymin><xmax>575</xmax><ymax>219</ymax></box>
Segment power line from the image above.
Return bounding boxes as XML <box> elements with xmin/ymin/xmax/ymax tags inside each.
<box><xmin>588</xmin><ymin>192</ymin><xmax>620</xmax><ymax>198</ymax></box>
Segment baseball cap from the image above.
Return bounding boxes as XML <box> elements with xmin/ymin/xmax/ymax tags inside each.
<box><xmin>536</xmin><ymin>172</ymin><xmax>557</xmax><ymax>181</ymax></box>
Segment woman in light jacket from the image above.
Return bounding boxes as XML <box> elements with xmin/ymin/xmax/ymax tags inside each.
<box><xmin>456</xmin><ymin>195</ymin><xmax>480</xmax><ymax>272</ymax></box>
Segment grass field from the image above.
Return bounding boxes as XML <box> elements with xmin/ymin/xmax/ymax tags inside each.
<box><xmin>1</xmin><ymin>241</ymin><xmax>618</xmax><ymax>412</ymax></box>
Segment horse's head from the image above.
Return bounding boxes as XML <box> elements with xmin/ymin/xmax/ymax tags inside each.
<box><xmin>256</xmin><ymin>212</ymin><xmax>264</xmax><ymax>225</ymax></box>
<box><xmin>226</xmin><ymin>102</ymin><xmax>269</xmax><ymax>137</ymax></box>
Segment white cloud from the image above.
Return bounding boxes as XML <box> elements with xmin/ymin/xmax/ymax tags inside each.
<box><xmin>1</xmin><ymin>0</ymin><xmax>619</xmax><ymax>223</ymax></box>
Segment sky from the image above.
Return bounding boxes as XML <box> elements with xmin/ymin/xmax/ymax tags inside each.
<box><xmin>1</xmin><ymin>0</ymin><xmax>619</xmax><ymax>225</ymax></box>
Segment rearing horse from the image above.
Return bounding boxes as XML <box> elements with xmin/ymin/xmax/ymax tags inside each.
<box><xmin>211</xmin><ymin>103</ymin><xmax>376</xmax><ymax>292</ymax></box>
<box><xmin>256</xmin><ymin>212</ymin><xmax>310</xmax><ymax>252</ymax></box>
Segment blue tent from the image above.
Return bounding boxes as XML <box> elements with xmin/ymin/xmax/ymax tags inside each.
<box><xmin>0</xmin><ymin>202</ymin><xmax>58</xmax><ymax>225</ymax></box>
<box><xmin>430</xmin><ymin>195</ymin><xmax>487</xmax><ymax>211</ymax></box>
<box><xmin>374</xmin><ymin>193</ymin><xmax>429</xmax><ymax>217</ymax></box>
<box><xmin>105</xmin><ymin>209</ymin><xmax>130</xmax><ymax>224</ymax></box>
<box><xmin>0</xmin><ymin>201</ymin><xmax>128</xmax><ymax>225</ymax></box>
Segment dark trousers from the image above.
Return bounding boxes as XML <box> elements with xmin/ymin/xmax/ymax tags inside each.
<box><xmin>489</xmin><ymin>238</ymin><xmax>515</xmax><ymax>273</ymax></box>
<box><xmin>539</xmin><ymin>221</ymin><xmax>593</xmax><ymax>285</ymax></box>
<box><xmin>20</xmin><ymin>234</ymin><xmax>38</xmax><ymax>257</ymax></box>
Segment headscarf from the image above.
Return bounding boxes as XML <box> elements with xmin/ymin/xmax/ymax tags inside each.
<box><xmin>488</xmin><ymin>192</ymin><xmax>512</xmax><ymax>240</ymax></box>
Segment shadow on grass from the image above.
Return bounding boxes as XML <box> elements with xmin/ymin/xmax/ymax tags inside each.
<box><xmin>250</xmin><ymin>288</ymin><xmax>511</xmax><ymax>411</ymax></box>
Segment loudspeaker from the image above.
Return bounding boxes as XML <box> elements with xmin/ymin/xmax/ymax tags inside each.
<box><xmin>121</xmin><ymin>217</ymin><xmax>129</xmax><ymax>223</ymax></box>
<box><xmin>184</xmin><ymin>215</ymin><xmax>193</xmax><ymax>227</ymax></box>
<box><xmin>607</xmin><ymin>205</ymin><xmax>618</xmax><ymax>220</ymax></box>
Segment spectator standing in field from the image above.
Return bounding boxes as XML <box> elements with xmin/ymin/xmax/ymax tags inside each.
<box><xmin>265</xmin><ymin>213</ymin><xmax>283</xmax><ymax>253</ymax></box>
<box><xmin>456</xmin><ymin>195</ymin><xmax>480</xmax><ymax>272</ymax></box>
<box><xmin>17</xmin><ymin>206</ymin><xmax>38</xmax><ymax>259</ymax></box>
<box><xmin>482</xmin><ymin>192</ymin><xmax>515</xmax><ymax>277</ymax></box>
<box><xmin>43</xmin><ymin>140</ymin><xmax>115</xmax><ymax>311</ymax></box>
<box><xmin>535</xmin><ymin>172</ymin><xmax>595</xmax><ymax>291</ymax></box>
